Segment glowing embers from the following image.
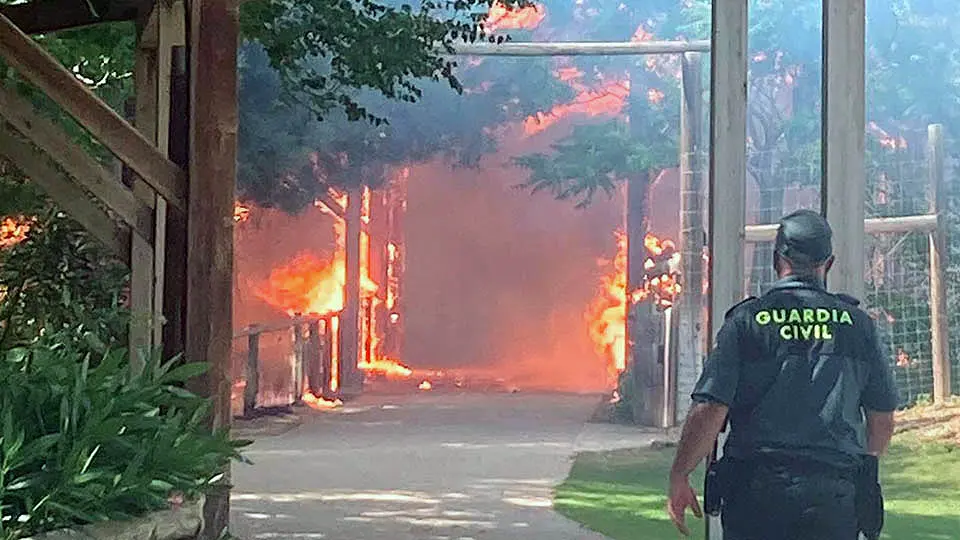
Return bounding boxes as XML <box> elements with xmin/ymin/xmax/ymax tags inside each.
<box><xmin>302</xmin><ymin>392</ymin><xmax>343</xmax><ymax>410</ymax></box>
<box><xmin>234</xmin><ymin>202</ymin><xmax>251</xmax><ymax>223</ymax></box>
<box><xmin>0</xmin><ymin>216</ymin><xmax>32</xmax><ymax>249</ymax></box>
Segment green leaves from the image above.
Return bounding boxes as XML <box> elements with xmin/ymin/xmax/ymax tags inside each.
<box><xmin>0</xmin><ymin>337</ymin><xmax>249</xmax><ymax>539</ymax></box>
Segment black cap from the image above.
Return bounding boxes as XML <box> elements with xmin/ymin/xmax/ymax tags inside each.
<box><xmin>774</xmin><ymin>209</ymin><xmax>833</xmax><ymax>264</ymax></box>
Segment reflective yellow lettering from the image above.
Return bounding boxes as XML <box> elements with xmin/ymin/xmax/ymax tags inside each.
<box><xmin>788</xmin><ymin>309</ymin><xmax>803</xmax><ymax>323</ymax></box>
<box><xmin>800</xmin><ymin>325</ymin><xmax>814</xmax><ymax>339</ymax></box>
<box><xmin>780</xmin><ymin>325</ymin><xmax>793</xmax><ymax>340</ymax></box>
<box><xmin>822</xmin><ymin>324</ymin><xmax>834</xmax><ymax>339</ymax></box>
<box><xmin>839</xmin><ymin>311</ymin><xmax>853</xmax><ymax>325</ymax></box>
<box><xmin>756</xmin><ymin>311</ymin><xmax>771</xmax><ymax>325</ymax></box>
<box><xmin>803</xmin><ymin>309</ymin><xmax>815</xmax><ymax>323</ymax></box>
<box><xmin>773</xmin><ymin>310</ymin><xmax>787</xmax><ymax>323</ymax></box>
<box><xmin>817</xmin><ymin>309</ymin><xmax>831</xmax><ymax>323</ymax></box>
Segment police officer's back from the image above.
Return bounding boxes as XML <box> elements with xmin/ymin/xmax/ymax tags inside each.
<box><xmin>666</xmin><ymin>209</ymin><xmax>899</xmax><ymax>540</ymax></box>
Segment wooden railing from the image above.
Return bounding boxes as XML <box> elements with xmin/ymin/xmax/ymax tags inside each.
<box><xmin>234</xmin><ymin>314</ymin><xmax>338</xmax><ymax>417</ymax></box>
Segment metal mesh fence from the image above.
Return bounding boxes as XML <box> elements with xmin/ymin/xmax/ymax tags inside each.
<box><xmin>739</xmin><ymin>143</ymin><xmax>951</xmax><ymax>408</ymax></box>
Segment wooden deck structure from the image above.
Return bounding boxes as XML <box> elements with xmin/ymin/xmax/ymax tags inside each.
<box><xmin>0</xmin><ymin>1</ymin><xmax>238</xmax><ymax>537</ymax></box>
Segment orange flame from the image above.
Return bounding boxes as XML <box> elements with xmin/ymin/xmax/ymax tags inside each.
<box><xmin>485</xmin><ymin>1</ymin><xmax>546</xmax><ymax>32</ymax></box>
<box><xmin>0</xmin><ymin>216</ymin><xmax>32</xmax><ymax>249</ymax></box>
<box><xmin>359</xmin><ymin>357</ymin><xmax>413</xmax><ymax>378</ymax></box>
<box><xmin>896</xmin><ymin>349</ymin><xmax>913</xmax><ymax>368</ymax></box>
<box><xmin>234</xmin><ymin>202</ymin><xmax>251</xmax><ymax>223</ymax></box>
<box><xmin>302</xmin><ymin>392</ymin><xmax>343</xmax><ymax>410</ymax></box>
<box><xmin>256</xmin><ymin>221</ymin><xmax>378</xmax><ymax>316</ymax></box>
<box><xmin>418</xmin><ymin>380</ymin><xmax>433</xmax><ymax>391</ymax></box>
<box><xmin>586</xmin><ymin>230</ymin><xmax>681</xmax><ymax>376</ymax></box>
<box><xmin>523</xmin><ymin>79</ymin><xmax>630</xmax><ymax>135</ymax></box>
<box><xmin>868</xmin><ymin>121</ymin><xmax>908</xmax><ymax>150</ymax></box>
<box><xmin>586</xmin><ymin>231</ymin><xmax>629</xmax><ymax>376</ymax></box>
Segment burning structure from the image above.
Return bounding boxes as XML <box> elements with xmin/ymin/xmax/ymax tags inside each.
<box><xmin>231</xmin><ymin>3</ymin><xmax>708</xmax><ymax>425</ymax></box>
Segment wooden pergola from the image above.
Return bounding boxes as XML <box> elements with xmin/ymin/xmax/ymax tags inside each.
<box><xmin>0</xmin><ymin>0</ymin><xmax>237</xmax><ymax>536</ymax></box>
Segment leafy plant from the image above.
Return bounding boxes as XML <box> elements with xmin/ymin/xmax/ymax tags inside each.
<box><xmin>0</xmin><ymin>336</ymin><xmax>250</xmax><ymax>539</ymax></box>
<box><xmin>0</xmin><ymin>175</ymin><xmax>128</xmax><ymax>353</ymax></box>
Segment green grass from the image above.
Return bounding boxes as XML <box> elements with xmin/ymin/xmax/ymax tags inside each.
<box><xmin>554</xmin><ymin>439</ymin><xmax>960</xmax><ymax>540</ymax></box>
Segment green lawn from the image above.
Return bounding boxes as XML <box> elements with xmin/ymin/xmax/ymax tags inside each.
<box><xmin>554</xmin><ymin>439</ymin><xmax>960</xmax><ymax>540</ymax></box>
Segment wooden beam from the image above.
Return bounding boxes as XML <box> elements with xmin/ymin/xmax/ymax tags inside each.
<box><xmin>244</xmin><ymin>331</ymin><xmax>260</xmax><ymax>417</ymax></box>
<box><xmin>315</xmin><ymin>191</ymin><xmax>346</xmax><ymax>221</ymax></box>
<box><xmin>339</xmin><ymin>186</ymin><xmax>364</xmax><ymax>397</ymax></box>
<box><xmin>706</xmin><ymin>1</ymin><xmax>748</xmax><ymax>539</ymax></box>
<box><xmin>185</xmin><ymin>0</ymin><xmax>239</xmax><ymax>537</ymax></box>
<box><xmin>927</xmin><ymin>124</ymin><xmax>951</xmax><ymax>404</ymax></box>
<box><xmin>0</xmin><ymin>84</ymin><xmax>154</xmax><ymax>242</ymax></box>
<box><xmin>743</xmin><ymin>215</ymin><xmax>938</xmax><ymax>243</ymax></box>
<box><xmin>162</xmin><ymin>46</ymin><xmax>190</xmax><ymax>363</ymax></box>
<box><xmin>450</xmin><ymin>40</ymin><xmax>711</xmax><ymax>57</ymax></box>
<box><xmin>0</xmin><ymin>12</ymin><xmax>187</xmax><ymax>210</ymax></box>
<box><xmin>677</xmin><ymin>51</ymin><xmax>705</xmax><ymax>425</ymax></box>
<box><xmin>0</xmin><ymin>124</ymin><xmax>129</xmax><ymax>261</ymax></box>
<box><xmin>821</xmin><ymin>0</ymin><xmax>866</xmax><ymax>299</ymax></box>
<box><xmin>139</xmin><ymin>0</ymin><xmax>188</xmax><ymax>49</ymax></box>
<box><xmin>0</xmin><ymin>0</ymin><xmax>149</xmax><ymax>35</ymax></box>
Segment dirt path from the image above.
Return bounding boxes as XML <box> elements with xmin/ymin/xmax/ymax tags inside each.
<box><xmin>230</xmin><ymin>392</ymin><xmax>663</xmax><ymax>540</ymax></box>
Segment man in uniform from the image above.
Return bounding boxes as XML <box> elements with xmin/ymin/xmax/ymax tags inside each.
<box><xmin>665</xmin><ymin>209</ymin><xmax>899</xmax><ymax>539</ymax></box>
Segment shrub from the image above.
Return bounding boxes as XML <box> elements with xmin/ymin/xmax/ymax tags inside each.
<box><xmin>0</xmin><ymin>334</ymin><xmax>250</xmax><ymax>540</ymax></box>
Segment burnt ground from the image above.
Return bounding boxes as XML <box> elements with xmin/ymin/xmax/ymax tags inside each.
<box><xmin>229</xmin><ymin>392</ymin><xmax>668</xmax><ymax>540</ymax></box>
<box><xmin>894</xmin><ymin>398</ymin><xmax>960</xmax><ymax>447</ymax></box>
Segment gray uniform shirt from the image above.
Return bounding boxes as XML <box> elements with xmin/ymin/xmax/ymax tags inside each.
<box><xmin>691</xmin><ymin>275</ymin><xmax>900</xmax><ymax>469</ymax></box>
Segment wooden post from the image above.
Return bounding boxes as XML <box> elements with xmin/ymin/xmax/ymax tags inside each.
<box><xmin>292</xmin><ymin>318</ymin><xmax>305</xmax><ymax>403</ymax></box>
<box><xmin>627</xmin><ymin>168</ymin><xmax>662</xmax><ymax>427</ymax></box>
<box><xmin>340</xmin><ymin>186</ymin><xmax>363</xmax><ymax>397</ymax></box>
<box><xmin>677</xmin><ymin>51</ymin><xmax>706</xmax><ymax>422</ymax></box>
<box><xmin>307</xmin><ymin>319</ymin><xmax>322</xmax><ymax>396</ymax></box>
<box><xmin>706</xmin><ymin>0</ymin><xmax>749</xmax><ymax>538</ymax></box>
<box><xmin>244</xmin><ymin>329</ymin><xmax>259</xmax><ymax>417</ymax></box>
<box><xmin>323</xmin><ymin>316</ymin><xmax>336</xmax><ymax>398</ymax></box>
<box><xmin>821</xmin><ymin>0</ymin><xmax>866</xmax><ymax>300</ymax></box>
<box><xmin>163</xmin><ymin>46</ymin><xmax>189</xmax><ymax>362</ymax></box>
<box><xmin>185</xmin><ymin>0</ymin><xmax>239</xmax><ymax>538</ymax></box>
<box><xmin>927</xmin><ymin>124</ymin><xmax>952</xmax><ymax>404</ymax></box>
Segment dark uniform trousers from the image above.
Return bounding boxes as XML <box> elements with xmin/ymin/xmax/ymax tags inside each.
<box><xmin>721</xmin><ymin>459</ymin><xmax>859</xmax><ymax>540</ymax></box>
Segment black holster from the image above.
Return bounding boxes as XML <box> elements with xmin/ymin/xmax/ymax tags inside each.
<box><xmin>703</xmin><ymin>458</ymin><xmax>732</xmax><ymax>516</ymax></box>
<box><xmin>856</xmin><ymin>455</ymin><xmax>884</xmax><ymax>540</ymax></box>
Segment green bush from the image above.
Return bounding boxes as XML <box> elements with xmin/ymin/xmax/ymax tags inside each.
<box><xmin>0</xmin><ymin>336</ymin><xmax>250</xmax><ymax>540</ymax></box>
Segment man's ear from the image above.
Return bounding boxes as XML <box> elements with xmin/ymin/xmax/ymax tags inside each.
<box><xmin>823</xmin><ymin>255</ymin><xmax>835</xmax><ymax>274</ymax></box>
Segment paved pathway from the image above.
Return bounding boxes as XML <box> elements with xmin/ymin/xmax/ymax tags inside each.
<box><xmin>230</xmin><ymin>392</ymin><xmax>663</xmax><ymax>540</ymax></box>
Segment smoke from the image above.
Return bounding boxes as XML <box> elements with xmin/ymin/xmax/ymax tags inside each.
<box><xmin>234</xmin><ymin>0</ymin><xmax>960</xmax><ymax>393</ymax></box>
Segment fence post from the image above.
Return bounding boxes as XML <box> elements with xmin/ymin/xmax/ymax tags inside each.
<box><xmin>244</xmin><ymin>328</ymin><xmax>260</xmax><ymax>418</ymax></box>
<box><xmin>323</xmin><ymin>316</ymin><xmax>337</xmax><ymax>398</ymax></box>
<box><xmin>927</xmin><ymin>124</ymin><xmax>951</xmax><ymax>404</ymax></box>
<box><xmin>293</xmin><ymin>316</ymin><xmax>305</xmax><ymax>404</ymax></box>
<box><xmin>677</xmin><ymin>51</ymin><xmax>705</xmax><ymax>423</ymax></box>
<box><xmin>307</xmin><ymin>319</ymin><xmax>322</xmax><ymax>396</ymax></box>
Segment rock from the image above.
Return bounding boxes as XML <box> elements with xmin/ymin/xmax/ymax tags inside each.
<box><xmin>27</xmin><ymin>500</ymin><xmax>202</xmax><ymax>540</ymax></box>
